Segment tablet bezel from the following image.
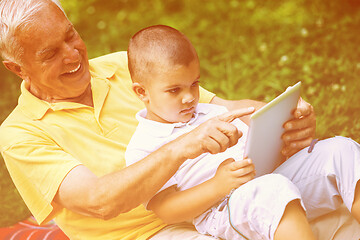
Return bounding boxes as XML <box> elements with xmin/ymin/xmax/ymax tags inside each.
<box><xmin>244</xmin><ymin>81</ymin><xmax>301</xmax><ymax>176</ymax></box>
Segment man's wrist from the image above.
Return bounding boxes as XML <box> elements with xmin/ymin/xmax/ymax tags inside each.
<box><xmin>167</xmin><ymin>130</ymin><xmax>203</xmax><ymax>162</ymax></box>
<box><xmin>162</xmin><ymin>139</ymin><xmax>189</xmax><ymax>165</ymax></box>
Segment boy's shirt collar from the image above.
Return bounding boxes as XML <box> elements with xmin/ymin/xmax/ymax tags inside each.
<box><xmin>135</xmin><ymin>104</ymin><xmax>211</xmax><ymax>138</ymax></box>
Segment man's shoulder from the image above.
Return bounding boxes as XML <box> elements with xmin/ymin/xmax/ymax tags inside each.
<box><xmin>0</xmin><ymin>106</ymin><xmax>39</xmax><ymax>151</ymax></box>
<box><xmin>1</xmin><ymin>105</ymin><xmax>24</xmax><ymax>129</ymax></box>
<box><xmin>89</xmin><ymin>51</ymin><xmax>129</xmax><ymax>79</ymax></box>
<box><xmin>89</xmin><ymin>51</ymin><xmax>127</xmax><ymax>64</ymax></box>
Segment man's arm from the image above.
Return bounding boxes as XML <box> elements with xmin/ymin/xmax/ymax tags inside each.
<box><xmin>54</xmin><ymin>108</ymin><xmax>254</xmax><ymax>220</ymax></box>
<box><xmin>211</xmin><ymin>96</ymin><xmax>316</xmax><ymax>158</ymax></box>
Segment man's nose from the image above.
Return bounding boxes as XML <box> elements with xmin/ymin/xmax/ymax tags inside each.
<box><xmin>63</xmin><ymin>43</ymin><xmax>80</xmax><ymax>64</ymax></box>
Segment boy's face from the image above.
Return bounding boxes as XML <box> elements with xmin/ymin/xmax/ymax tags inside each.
<box><xmin>142</xmin><ymin>59</ymin><xmax>200</xmax><ymax>124</ymax></box>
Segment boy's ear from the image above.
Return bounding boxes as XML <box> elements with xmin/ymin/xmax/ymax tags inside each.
<box><xmin>132</xmin><ymin>82</ymin><xmax>149</xmax><ymax>103</ymax></box>
<box><xmin>3</xmin><ymin>60</ymin><xmax>25</xmax><ymax>79</ymax></box>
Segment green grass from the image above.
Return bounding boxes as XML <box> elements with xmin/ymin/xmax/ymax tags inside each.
<box><xmin>0</xmin><ymin>165</ymin><xmax>31</xmax><ymax>226</ymax></box>
<box><xmin>1</xmin><ymin>0</ymin><xmax>359</xmax><ymax>227</ymax></box>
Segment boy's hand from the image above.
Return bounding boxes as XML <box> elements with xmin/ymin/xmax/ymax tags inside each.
<box><xmin>175</xmin><ymin>107</ymin><xmax>255</xmax><ymax>160</ymax></box>
<box><xmin>211</xmin><ymin>158</ymin><xmax>255</xmax><ymax>196</ymax></box>
<box><xmin>282</xmin><ymin>98</ymin><xmax>316</xmax><ymax>158</ymax></box>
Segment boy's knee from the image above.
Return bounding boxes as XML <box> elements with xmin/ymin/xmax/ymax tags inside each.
<box><xmin>232</xmin><ymin>174</ymin><xmax>298</xmax><ymax>202</ymax></box>
<box><xmin>261</xmin><ymin>173</ymin><xmax>293</xmax><ymax>187</ymax></box>
<box><xmin>255</xmin><ymin>174</ymin><xmax>301</xmax><ymax>198</ymax></box>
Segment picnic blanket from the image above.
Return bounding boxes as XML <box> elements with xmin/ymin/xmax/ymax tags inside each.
<box><xmin>1</xmin><ymin>204</ymin><xmax>360</xmax><ymax>240</ymax></box>
<box><xmin>0</xmin><ymin>217</ymin><xmax>68</xmax><ymax>240</ymax></box>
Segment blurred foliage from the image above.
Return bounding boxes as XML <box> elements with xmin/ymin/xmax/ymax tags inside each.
<box><xmin>1</xmin><ymin>0</ymin><xmax>359</xmax><ymax>227</ymax></box>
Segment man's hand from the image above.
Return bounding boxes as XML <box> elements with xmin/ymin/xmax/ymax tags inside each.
<box><xmin>211</xmin><ymin>158</ymin><xmax>255</xmax><ymax>196</ymax></box>
<box><xmin>174</xmin><ymin>107</ymin><xmax>255</xmax><ymax>160</ymax></box>
<box><xmin>210</xmin><ymin>96</ymin><xmax>316</xmax><ymax>159</ymax></box>
<box><xmin>282</xmin><ymin>98</ymin><xmax>316</xmax><ymax>158</ymax></box>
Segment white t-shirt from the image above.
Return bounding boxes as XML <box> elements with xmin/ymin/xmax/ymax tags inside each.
<box><xmin>125</xmin><ymin>103</ymin><xmax>249</xmax><ymax>197</ymax></box>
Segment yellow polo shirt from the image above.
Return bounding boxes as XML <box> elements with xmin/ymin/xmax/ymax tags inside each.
<box><xmin>0</xmin><ymin>51</ymin><xmax>215</xmax><ymax>240</ymax></box>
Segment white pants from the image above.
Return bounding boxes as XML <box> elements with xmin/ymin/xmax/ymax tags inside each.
<box><xmin>195</xmin><ymin>174</ymin><xmax>303</xmax><ymax>240</ymax></box>
<box><xmin>274</xmin><ymin>136</ymin><xmax>360</xmax><ymax>220</ymax></box>
<box><xmin>151</xmin><ymin>137</ymin><xmax>360</xmax><ymax>240</ymax></box>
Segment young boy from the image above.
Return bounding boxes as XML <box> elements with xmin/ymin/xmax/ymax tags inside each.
<box><xmin>125</xmin><ymin>25</ymin><xmax>316</xmax><ymax>240</ymax></box>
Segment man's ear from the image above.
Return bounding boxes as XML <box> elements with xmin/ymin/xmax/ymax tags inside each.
<box><xmin>132</xmin><ymin>82</ymin><xmax>149</xmax><ymax>103</ymax></box>
<box><xmin>3</xmin><ymin>60</ymin><xmax>25</xmax><ymax>79</ymax></box>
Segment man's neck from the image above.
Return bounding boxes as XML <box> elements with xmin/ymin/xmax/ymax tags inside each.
<box><xmin>27</xmin><ymin>83</ymin><xmax>94</xmax><ymax>107</ymax></box>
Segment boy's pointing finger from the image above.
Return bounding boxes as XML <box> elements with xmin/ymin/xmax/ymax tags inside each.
<box><xmin>218</xmin><ymin>107</ymin><xmax>255</xmax><ymax>123</ymax></box>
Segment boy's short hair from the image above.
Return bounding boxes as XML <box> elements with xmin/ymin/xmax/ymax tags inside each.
<box><xmin>127</xmin><ymin>25</ymin><xmax>198</xmax><ymax>83</ymax></box>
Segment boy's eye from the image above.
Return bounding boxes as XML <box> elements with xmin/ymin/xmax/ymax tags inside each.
<box><xmin>168</xmin><ymin>88</ymin><xmax>179</xmax><ymax>93</ymax></box>
<box><xmin>192</xmin><ymin>81</ymin><xmax>200</xmax><ymax>87</ymax></box>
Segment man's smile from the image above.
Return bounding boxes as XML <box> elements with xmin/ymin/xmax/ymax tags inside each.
<box><xmin>67</xmin><ymin>63</ymin><xmax>81</xmax><ymax>74</ymax></box>
<box><xmin>62</xmin><ymin>62</ymin><xmax>84</xmax><ymax>78</ymax></box>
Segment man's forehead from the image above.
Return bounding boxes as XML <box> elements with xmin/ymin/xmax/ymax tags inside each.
<box><xmin>16</xmin><ymin>6</ymin><xmax>72</xmax><ymax>53</ymax></box>
<box><xmin>20</xmin><ymin>1</ymin><xmax>69</xmax><ymax>34</ymax></box>
<box><xmin>38</xmin><ymin>24</ymin><xmax>73</xmax><ymax>52</ymax></box>
<box><xmin>17</xmin><ymin>23</ymin><xmax>70</xmax><ymax>49</ymax></box>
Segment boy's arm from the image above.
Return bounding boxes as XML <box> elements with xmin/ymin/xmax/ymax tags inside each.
<box><xmin>147</xmin><ymin>179</ymin><xmax>224</xmax><ymax>224</ymax></box>
<box><xmin>147</xmin><ymin>158</ymin><xmax>255</xmax><ymax>224</ymax></box>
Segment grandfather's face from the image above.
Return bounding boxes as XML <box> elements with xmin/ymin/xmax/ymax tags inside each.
<box><xmin>17</xmin><ymin>2</ymin><xmax>91</xmax><ymax>102</ymax></box>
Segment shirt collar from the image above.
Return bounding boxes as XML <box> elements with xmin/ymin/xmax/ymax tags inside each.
<box><xmin>18</xmin><ymin>77</ymin><xmax>110</xmax><ymax>120</ymax></box>
<box><xmin>17</xmin><ymin>57</ymin><xmax>116</xmax><ymax>120</ymax></box>
<box><xmin>89</xmin><ymin>60</ymin><xmax>117</xmax><ymax>79</ymax></box>
<box><xmin>18</xmin><ymin>81</ymin><xmax>51</xmax><ymax>120</ymax></box>
<box><xmin>135</xmin><ymin>104</ymin><xmax>211</xmax><ymax>138</ymax></box>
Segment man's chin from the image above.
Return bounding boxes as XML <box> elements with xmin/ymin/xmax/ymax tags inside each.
<box><xmin>59</xmin><ymin>82</ymin><xmax>92</xmax><ymax>103</ymax></box>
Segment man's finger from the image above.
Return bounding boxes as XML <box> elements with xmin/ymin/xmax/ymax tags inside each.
<box><xmin>284</xmin><ymin>113</ymin><xmax>316</xmax><ymax>131</ymax></box>
<box><xmin>209</xmin><ymin>129</ymin><xmax>231</xmax><ymax>152</ymax></box>
<box><xmin>214</xmin><ymin>121</ymin><xmax>242</xmax><ymax>148</ymax></box>
<box><xmin>282</xmin><ymin>137</ymin><xmax>313</xmax><ymax>157</ymax></box>
<box><xmin>282</xmin><ymin>127</ymin><xmax>315</xmax><ymax>144</ymax></box>
<box><xmin>293</xmin><ymin>98</ymin><xmax>313</xmax><ymax>119</ymax></box>
<box><xmin>217</xmin><ymin>107</ymin><xmax>255</xmax><ymax>122</ymax></box>
<box><xmin>203</xmin><ymin>137</ymin><xmax>222</xmax><ymax>154</ymax></box>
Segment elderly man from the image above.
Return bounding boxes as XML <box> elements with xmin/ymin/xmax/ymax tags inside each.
<box><xmin>1</xmin><ymin>0</ymin><xmax>359</xmax><ymax>239</ymax></box>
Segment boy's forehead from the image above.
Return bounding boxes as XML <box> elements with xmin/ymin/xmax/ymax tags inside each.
<box><xmin>152</xmin><ymin>60</ymin><xmax>200</xmax><ymax>84</ymax></box>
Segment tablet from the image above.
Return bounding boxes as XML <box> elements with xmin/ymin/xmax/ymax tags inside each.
<box><xmin>244</xmin><ymin>81</ymin><xmax>301</xmax><ymax>177</ymax></box>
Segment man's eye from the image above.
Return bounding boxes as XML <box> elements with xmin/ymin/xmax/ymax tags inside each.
<box><xmin>43</xmin><ymin>50</ymin><xmax>56</xmax><ymax>60</ymax></box>
<box><xmin>66</xmin><ymin>32</ymin><xmax>75</xmax><ymax>41</ymax></box>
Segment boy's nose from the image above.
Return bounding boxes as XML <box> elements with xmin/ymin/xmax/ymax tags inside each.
<box><xmin>182</xmin><ymin>93</ymin><xmax>195</xmax><ymax>104</ymax></box>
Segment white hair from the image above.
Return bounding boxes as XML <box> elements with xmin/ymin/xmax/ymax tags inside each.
<box><xmin>0</xmin><ymin>0</ymin><xmax>67</xmax><ymax>63</ymax></box>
